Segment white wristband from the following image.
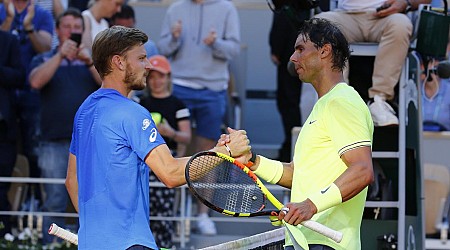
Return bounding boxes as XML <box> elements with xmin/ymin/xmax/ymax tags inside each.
<box><xmin>253</xmin><ymin>155</ymin><xmax>283</xmax><ymax>184</ymax></box>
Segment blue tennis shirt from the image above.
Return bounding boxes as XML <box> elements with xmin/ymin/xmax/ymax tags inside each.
<box><xmin>70</xmin><ymin>88</ymin><xmax>165</xmax><ymax>249</ymax></box>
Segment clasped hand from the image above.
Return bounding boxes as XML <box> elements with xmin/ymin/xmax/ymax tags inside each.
<box><xmin>216</xmin><ymin>127</ymin><xmax>251</xmax><ymax>162</ymax></box>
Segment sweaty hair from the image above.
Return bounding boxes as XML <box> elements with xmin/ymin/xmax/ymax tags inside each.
<box><xmin>92</xmin><ymin>26</ymin><xmax>148</xmax><ymax>79</ymax></box>
<box><xmin>297</xmin><ymin>18</ymin><xmax>350</xmax><ymax>71</ymax></box>
<box><xmin>55</xmin><ymin>7</ymin><xmax>84</xmax><ymax>30</ymax></box>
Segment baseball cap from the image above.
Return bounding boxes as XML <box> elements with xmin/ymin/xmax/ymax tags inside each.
<box><xmin>148</xmin><ymin>55</ymin><xmax>171</xmax><ymax>74</ymax></box>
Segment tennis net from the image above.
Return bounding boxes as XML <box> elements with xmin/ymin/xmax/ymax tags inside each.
<box><xmin>199</xmin><ymin>227</ymin><xmax>285</xmax><ymax>250</ymax></box>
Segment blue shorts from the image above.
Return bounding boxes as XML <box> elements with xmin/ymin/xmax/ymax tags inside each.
<box><xmin>173</xmin><ymin>85</ymin><xmax>226</xmax><ymax>140</ymax></box>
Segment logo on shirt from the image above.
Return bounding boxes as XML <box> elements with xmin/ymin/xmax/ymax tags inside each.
<box><xmin>149</xmin><ymin>128</ymin><xmax>157</xmax><ymax>142</ymax></box>
<box><xmin>142</xmin><ymin>119</ymin><xmax>151</xmax><ymax>130</ymax></box>
<box><xmin>309</xmin><ymin>120</ymin><xmax>317</xmax><ymax>125</ymax></box>
<box><xmin>321</xmin><ymin>186</ymin><xmax>331</xmax><ymax>194</ymax></box>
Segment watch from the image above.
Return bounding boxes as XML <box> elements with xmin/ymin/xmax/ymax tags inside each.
<box><xmin>25</xmin><ymin>25</ymin><xmax>34</xmax><ymax>34</ymax></box>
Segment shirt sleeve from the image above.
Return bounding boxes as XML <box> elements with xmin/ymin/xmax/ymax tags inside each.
<box><xmin>323</xmin><ymin>97</ymin><xmax>373</xmax><ymax>156</ymax></box>
<box><xmin>122</xmin><ymin>105</ymin><xmax>166</xmax><ymax>160</ymax></box>
<box><xmin>174</xmin><ymin>98</ymin><xmax>190</xmax><ymax>121</ymax></box>
<box><xmin>35</xmin><ymin>7</ymin><xmax>54</xmax><ymax>35</ymax></box>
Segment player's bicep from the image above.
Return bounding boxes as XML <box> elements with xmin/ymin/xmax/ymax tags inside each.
<box><xmin>341</xmin><ymin>146</ymin><xmax>373</xmax><ymax>171</ymax></box>
<box><xmin>337</xmin><ymin>146</ymin><xmax>374</xmax><ymax>201</ymax></box>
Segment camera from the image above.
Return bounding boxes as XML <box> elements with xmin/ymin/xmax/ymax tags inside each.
<box><xmin>69</xmin><ymin>33</ymin><xmax>82</xmax><ymax>47</ymax></box>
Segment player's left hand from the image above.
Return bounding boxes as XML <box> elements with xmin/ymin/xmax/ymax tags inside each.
<box><xmin>278</xmin><ymin>200</ymin><xmax>317</xmax><ymax>226</ymax></box>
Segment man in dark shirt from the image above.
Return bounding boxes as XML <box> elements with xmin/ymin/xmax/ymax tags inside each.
<box><xmin>28</xmin><ymin>8</ymin><xmax>100</xmax><ymax>244</ymax></box>
<box><xmin>0</xmin><ymin>30</ymin><xmax>25</xmax><ymax>237</ymax></box>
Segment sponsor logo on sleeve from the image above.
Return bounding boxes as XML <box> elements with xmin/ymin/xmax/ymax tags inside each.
<box><xmin>142</xmin><ymin>119</ymin><xmax>151</xmax><ymax>130</ymax></box>
<box><xmin>149</xmin><ymin>128</ymin><xmax>157</xmax><ymax>142</ymax></box>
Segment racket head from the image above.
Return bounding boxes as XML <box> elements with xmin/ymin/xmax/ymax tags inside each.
<box><xmin>185</xmin><ymin>151</ymin><xmax>278</xmax><ymax>217</ymax></box>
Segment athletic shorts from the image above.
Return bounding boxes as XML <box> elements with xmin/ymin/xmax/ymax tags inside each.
<box><xmin>173</xmin><ymin>85</ymin><xmax>226</xmax><ymax>140</ymax></box>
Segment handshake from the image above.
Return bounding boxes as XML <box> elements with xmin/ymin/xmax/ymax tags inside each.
<box><xmin>216</xmin><ymin>127</ymin><xmax>253</xmax><ymax>165</ymax></box>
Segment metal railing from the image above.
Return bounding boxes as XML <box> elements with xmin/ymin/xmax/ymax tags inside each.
<box><xmin>0</xmin><ymin>177</ymin><xmax>288</xmax><ymax>248</ymax></box>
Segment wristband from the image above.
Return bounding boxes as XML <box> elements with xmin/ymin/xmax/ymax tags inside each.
<box><xmin>252</xmin><ymin>155</ymin><xmax>283</xmax><ymax>184</ymax></box>
<box><xmin>87</xmin><ymin>62</ymin><xmax>94</xmax><ymax>68</ymax></box>
<box><xmin>224</xmin><ymin>144</ymin><xmax>232</xmax><ymax>157</ymax></box>
<box><xmin>308</xmin><ymin>183</ymin><xmax>342</xmax><ymax>213</ymax></box>
<box><xmin>245</xmin><ymin>153</ymin><xmax>257</xmax><ymax>167</ymax></box>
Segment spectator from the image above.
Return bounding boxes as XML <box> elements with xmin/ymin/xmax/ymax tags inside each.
<box><xmin>422</xmin><ymin>60</ymin><xmax>450</xmax><ymax>131</ymax></box>
<box><xmin>110</xmin><ymin>4</ymin><xmax>159</xmax><ymax>58</ymax></box>
<box><xmin>35</xmin><ymin>0</ymin><xmax>65</xmax><ymax>49</ymax></box>
<box><xmin>0</xmin><ymin>30</ymin><xmax>25</xmax><ymax>237</ymax></box>
<box><xmin>269</xmin><ymin>1</ymin><xmax>311</xmax><ymax>161</ymax></box>
<box><xmin>140</xmin><ymin>55</ymin><xmax>191</xmax><ymax>157</ymax></box>
<box><xmin>316</xmin><ymin>0</ymin><xmax>430</xmax><ymax>126</ymax></box>
<box><xmin>29</xmin><ymin>7</ymin><xmax>100</xmax><ymax>244</ymax></box>
<box><xmin>158</xmin><ymin>0</ymin><xmax>240</xmax><ymax>234</ymax></box>
<box><xmin>0</xmin><ymin>0</ymin><xmax>54</xmax><ymax>204</ymax></box>
<box><xmin>36</xmin><ymin>0</ymin><xmax>64</xmax><ymax>18</ymax></box>
<box><xmin>81</xmin><ymin>0</ymin><xmax>123</xmax><ymax>49</ymax></box>
<box><xmin>138</xmin><ymin>55</ymin><xmax>191</xmax><ymax>248</ymax></box>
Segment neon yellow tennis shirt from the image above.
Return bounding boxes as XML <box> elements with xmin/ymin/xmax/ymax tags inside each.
<box><xmin>287</xmin><ymin>82</ymin><xmax>374</xmax><ymax>250</ymax></box>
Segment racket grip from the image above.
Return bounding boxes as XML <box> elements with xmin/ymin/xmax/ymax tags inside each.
<box><xmin>301</xmin><ymin>220</ymin><xmax>343</xmax><ymax>243</ymax></box>
<box><xmin>48</xmin><ymin>223</ymin><xmax>78</xmax><ymax>245</ymax></box>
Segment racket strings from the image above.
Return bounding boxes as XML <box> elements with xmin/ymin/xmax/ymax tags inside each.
<box><xmin>188</xmin><ymin>155</ymin><xmax>266</xmax><ymax>213</ymax></box>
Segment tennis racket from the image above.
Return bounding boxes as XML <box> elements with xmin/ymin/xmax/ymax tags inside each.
<box><xmin>185</xmin><ymin>151</ymin><xmax>343</xmax><ymax>243</ymax></box>
<box><xmin>48</xmin><ymin>223</ymin><xmax>78</xmax><ymax>245</ymax></box>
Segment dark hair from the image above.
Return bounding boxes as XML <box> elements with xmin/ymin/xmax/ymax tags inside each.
<box><xmin>297</xmin><ymin>18</ymin><xmax>350</xmax><ymax>71</ymax></box>
<box><xmin>92</xmin><ymin>26</ymin><xmax>148</xmax><ymax>79</ymax></box>
<box><xmin>56</xmin><ymin>7</ymin><xmax>84</xmax><ymax>30</ymax></box>
<box><xmin>111</xmin><ymin>4</ymin><xmax>135</xmax><ymax>21</ymax></box>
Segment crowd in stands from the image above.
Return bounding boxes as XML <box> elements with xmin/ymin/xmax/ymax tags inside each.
<box><xmin>0</xmin><ymin>0</ymin><xmax>449</xmax><ymax>248</ymax></box>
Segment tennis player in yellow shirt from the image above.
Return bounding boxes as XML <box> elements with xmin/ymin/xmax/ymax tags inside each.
<box><xmin>224</xmin><ymin>18</ymin><xmax>374</xmax><ymax>250</ymax></box>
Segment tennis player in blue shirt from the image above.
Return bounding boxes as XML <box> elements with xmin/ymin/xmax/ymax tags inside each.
<box><xmin>65</xmin><ymin>26</ymin><xmax>250</xmax><ymax>250</ymax></box>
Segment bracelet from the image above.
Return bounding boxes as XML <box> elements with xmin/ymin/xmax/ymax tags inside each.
<box><xmin>224</xmin><ymin>144</ymin><xmax>232</xmax><ymax>157</ymax></box>
<box><xmin>308</xmin><ymin>183</ymin><xmax>342</xmax><ymax>213</ymax></box>
<box><xmin>253</xmin><ymin>156</ymin><xmax>283</xmax><ymax>184</ymax></box>
<box><xmin>87</xmin><ymin>62</ymin><xmax>94</xmax><ymax>67</ymax></box>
